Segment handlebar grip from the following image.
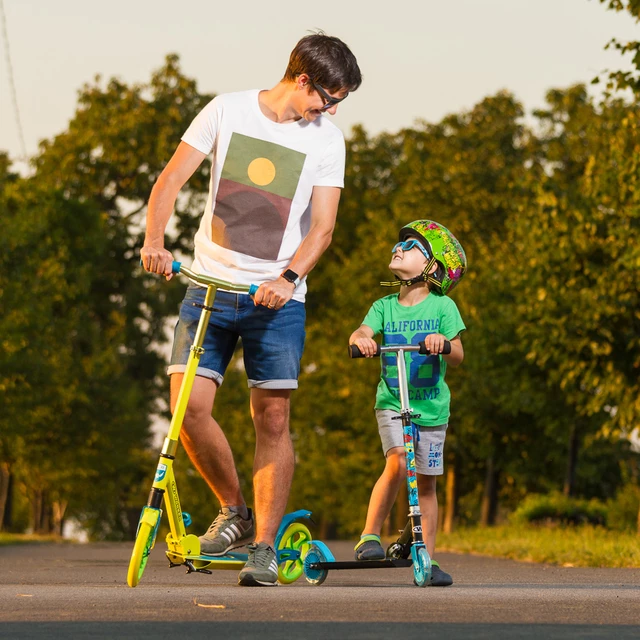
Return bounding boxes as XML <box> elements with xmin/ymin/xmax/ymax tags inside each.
<box><xmin>172</xmin><ymin>261</ymin><xmax>182</xmax><ymax>274</ymax></box>
<box><xmin>349</xmin><ymin>343</ymin><xmax>382</xmax><ymax>358</ymax></box>
<box><xmin>419</xmin><ymin>339</ymin><xmax>451</xmax><ymax>355</ymax></box>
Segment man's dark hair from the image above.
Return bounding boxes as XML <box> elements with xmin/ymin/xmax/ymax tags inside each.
<box><xmin>283</xmin><ymin>32</ymin><xmax>362</xmax><ymax>92</ymax></box>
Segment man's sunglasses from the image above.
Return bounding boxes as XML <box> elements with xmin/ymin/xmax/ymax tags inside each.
<box><xmin>392</xmin><ymin>239</ymin><xmax>430</xmax><ymax>259</ymax></box>
<box><xmin>309</xmin><ymin>79</ymin><xmax>348</xmax><ymax>112</ymax></box>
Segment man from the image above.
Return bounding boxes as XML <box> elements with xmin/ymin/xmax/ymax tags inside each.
<box><xmin>141</xmin><ymin>33</ymin><xmax>361</xmax><ymax>586</ymax></box>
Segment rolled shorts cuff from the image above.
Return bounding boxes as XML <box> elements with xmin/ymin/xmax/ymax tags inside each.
<box><xmin>248</xmin><ymin>379</ymin><xmax>298</xmax><ymax>390</ymax></box>
<box><xmin>167</xmin><ymin>364</ymin><xmax>224</xmax><ymax>386</ymax></box>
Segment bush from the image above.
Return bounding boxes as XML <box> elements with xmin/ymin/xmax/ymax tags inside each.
<box><xmin>510</xmin><ymin>492</ymin><xmax>607</xmax><ymax>526</ymax></box>
<box><xmin>606</xmin><ymin>483</ymin><xmax>640</xmax><ymax>532</ymax></box>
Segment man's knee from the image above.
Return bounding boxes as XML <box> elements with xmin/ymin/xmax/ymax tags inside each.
<box><xmin>171</xmin><ymin>375</ymin><xmax>216</xmax><ymax>428</ymax></box>
<box><xmin>253</xmin><ymin>402</ymin><xmax>290</xmax><ymax>441</ymax></box>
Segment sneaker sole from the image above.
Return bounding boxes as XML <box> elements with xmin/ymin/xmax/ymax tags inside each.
<box><xmin>237</xmin><ymin>574</ymin><xmax>278</xmax><ymax>587</ymax></box>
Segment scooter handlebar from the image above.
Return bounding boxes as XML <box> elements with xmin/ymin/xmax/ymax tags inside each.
<box><xmin>141</xmin><ymin>259</ymin><xmax>257</xmax><ymax>295</ymax></box>
<box><xmin>349</xmin><ymin>340</ymin><xmax>451</xmax><ymax>358</ymax></box>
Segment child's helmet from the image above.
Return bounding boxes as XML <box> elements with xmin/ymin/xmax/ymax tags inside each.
<box><xmin>399</xmin><ymin>220</ymin><xmax>467</xmax><ymax>295</ymax></box>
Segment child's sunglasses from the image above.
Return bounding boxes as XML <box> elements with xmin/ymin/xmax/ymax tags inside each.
<box><xmin>392</xmin><ymin>239</ymin><xmax>430</xmax><ymax>259</ymax></box>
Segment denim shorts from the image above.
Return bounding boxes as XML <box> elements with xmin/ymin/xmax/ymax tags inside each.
<box><xmin>168</xmin><ymin>284</ymin><xmax>306</xmax><ymax>389</ymax></box>
<box><xmin>376</xmin><ymin>409</ymin><xmax>447</xmax><ymax>476</ymax></box>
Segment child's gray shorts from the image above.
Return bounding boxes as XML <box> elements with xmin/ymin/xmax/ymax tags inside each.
<box><xmin>376</xmin><ymin>409</ymin><xmax>448</xmax><ymax>476</ymax></box>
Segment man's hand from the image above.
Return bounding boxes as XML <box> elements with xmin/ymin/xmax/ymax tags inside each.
<box><xmin>253</xmin><ymin>277</ymin><xmax>296</xmax><ymax>310</ymax></box>
<box><xmin>141</xmin><ymin>245</ymin><xmax>175</xmax><ymax>281</ymax></box>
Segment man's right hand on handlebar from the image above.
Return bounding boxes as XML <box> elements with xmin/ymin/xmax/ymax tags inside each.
<box><xmin>141</xmin><ymin>245</ymin><xmax>175</xmax><ymax>281</ymax></box>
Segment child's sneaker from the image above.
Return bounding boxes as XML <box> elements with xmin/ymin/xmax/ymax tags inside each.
<box><xmin>354</xmin><ymin>534</ymin><xmax>386</xmax><ymax>561</ymax></box>
<box><xmin>429</xmin><ymin>560</ymin><xmax>453</xmax><ymax>586</ymax></box>
<box><xmin>237</xmin><ymin>542</ymin><xmax>279</xmax><ymax>586</ymax></box>
<box><xmin>199</xmin><ymin>507</ymin><xmax>254</xmax><ymax>556</ymax></box>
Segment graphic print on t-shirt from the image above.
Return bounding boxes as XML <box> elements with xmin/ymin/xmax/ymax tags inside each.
<box><xmin>213</xmin><ymin>133</ymin><xmax>306</xmax><ymax>260</ymax></box>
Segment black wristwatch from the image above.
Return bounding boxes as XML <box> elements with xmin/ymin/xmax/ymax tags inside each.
<box><xmin>281</xmin><ymin>269</ymin><xmax>300</xmax><ymax>288</ymax></box>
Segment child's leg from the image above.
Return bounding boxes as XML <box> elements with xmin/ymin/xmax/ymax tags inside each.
<box><xmin>361</xmin><ymin>447</ymin><xmax>406</xmax><ymax>536</ymax></box>
<box><xmin>416</xmin><ymin>473</ymin><xmax>438</xmax><ymax>557</ymax></box>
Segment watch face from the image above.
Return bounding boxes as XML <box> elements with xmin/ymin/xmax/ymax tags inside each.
<box><xmin>283</xmin><ymin>269</ymin><xmax>299</xmax><ymax>284</ymax></box>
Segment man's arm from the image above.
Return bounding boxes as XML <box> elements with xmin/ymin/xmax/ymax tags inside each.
<box><xmin>141</xmin><ymin>141</ymin><xmax>207</xmax><ymax>278</ymax></box>
<box><xmin>255</xmin><ymin>185</ymin><xmax>341</xmax><ymax>308</ymax></box>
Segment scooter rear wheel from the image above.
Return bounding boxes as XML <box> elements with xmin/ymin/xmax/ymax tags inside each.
<box><xmin>127</xmin><ymin>507</ymin><xmax>160</xmax><ymax>587</ymax></box>
<box><xmin>277</xmin><ymin>522</ymin><xmax>312</xmax><ymax>584</ymax></box>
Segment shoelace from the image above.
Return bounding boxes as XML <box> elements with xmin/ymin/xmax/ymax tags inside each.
<box><xmin>206</xmin><ymin>511</ymin><xmax>228</xmax><ymax>536</ymax></box>
<box><xmin>249</xmin><ymin>544</ymin><xmax>276</xmax><ymax>568</ymax></box>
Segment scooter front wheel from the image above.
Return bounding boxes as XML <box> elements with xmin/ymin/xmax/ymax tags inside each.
<box><xmin>303</xmin><ymin>541</ymin><xmax>331</xmax><ymax>586</ymax></box>
<box><xmin>127</xmin><ymin>507</ymin><xmax>160</xmax><ymax>587</ymax></box>
<box><xmin>277</xmin><ymin>522</ymin><xmax>313</xmax><ymax>584</ymax></box>
<box><xmin>412</xmin><ymin>545</ymin><xmax>432</xmax><ymax>587</ymax></box>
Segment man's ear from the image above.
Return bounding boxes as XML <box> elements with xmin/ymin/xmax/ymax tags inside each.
<box><xmin>428</xmin><ymin>261</ymin><xmax>439</xmax><ymax>275</ymax></box>
<box><xmin>297</xmin><ymin>74</ymin><xmax>310</xmax><ymax>90</ymax></box>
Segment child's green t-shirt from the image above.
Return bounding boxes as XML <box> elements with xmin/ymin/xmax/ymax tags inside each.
<box><xmin>362</xmin><ymin>293</ymin><xmax>466</xmax><ymax>427</ymax></box>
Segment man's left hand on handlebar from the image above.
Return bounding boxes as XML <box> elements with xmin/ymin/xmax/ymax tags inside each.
<box><xmin>253</xmin><ymin>277</ymin><xmax>295</xmax><ymax>310</ymax></box>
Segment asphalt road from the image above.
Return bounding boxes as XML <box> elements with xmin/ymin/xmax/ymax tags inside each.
<box><xmin>1</xmin><ymin>540</ymin><xmax>639</xmax><ymax>639</ymax></box>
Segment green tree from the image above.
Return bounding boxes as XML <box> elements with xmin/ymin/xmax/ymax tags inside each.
<box><xmin>596</xmin><ymin>0</ymin><xmax>640</xmax><ymax>94</ymax></box>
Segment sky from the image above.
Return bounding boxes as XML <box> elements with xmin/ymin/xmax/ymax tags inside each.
<box><xmin>0</xmin><ymin>0</ymin><xmax>638</xmax><ymax>163</ymax></box>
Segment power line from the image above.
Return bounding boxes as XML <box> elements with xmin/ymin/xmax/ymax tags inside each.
<box><xmin>0</xmin><ymin>0</ymin><xmax>27</xmax><ymax>160</ymax></box>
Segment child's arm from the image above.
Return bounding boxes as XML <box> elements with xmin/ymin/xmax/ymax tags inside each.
<box><xmin>423</xmin><ymin>333</ymin><xmax>464</xmax><ymax>367</ymax></box>
<box><xmin>349</xmin><ymin>324</ymin><xmax>378</xmax><ymax>358</ymax></box>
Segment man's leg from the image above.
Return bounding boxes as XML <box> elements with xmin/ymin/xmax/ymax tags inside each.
<box><xmin>248</xmin><ymin>388</ymin><xmax>294</xmax><ymax>546</ymax></box>
<box><xmin>171</xmin><ymin>373</ymin><xmax>254</xmax><ymax>555</ymax></box>
<box><xmin>236</xmin><ymin>388</ymin><xmax>294</xmax><ymax>586</ymax></box>
<box><xmin>170</xmin><ymin>373</ymin><xmax>244</xmax><ymax>505</ymax></box>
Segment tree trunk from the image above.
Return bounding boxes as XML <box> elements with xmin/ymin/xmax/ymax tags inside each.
<box><xmin>31</xmin><ymin>489</ymin><xmax>51</xmax><ymax>534</ymax></box>
<box><xmin>0</xmin><ymin>463</ymin><xmax>10</xmax><ymax>531</ymax></box>
<box><xmin>2</xmin><ymin>471</ymin><xmax>13</xmax><ymax>531</ymax></box>
<box><xmin>52</xmin><ymin>500</ymin><xmax>68</xmax><ymax>537</ymax></box>
<box><xmin>563</xmin><ymin>422</ymin><xmax>579</xmax><ymax>497</ymax></box>
<box><xmin>480</xmin><ymin>456</ymin><xmax>499</xmax><ymax>526</ymax></box>
<box><xmin>443</xmin><ymin>463</ymin><xmax>457</xmax><ymax>534</ymax></box>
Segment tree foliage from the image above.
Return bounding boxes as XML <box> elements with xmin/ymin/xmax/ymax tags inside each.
<box><xmin>2</xmin><ymin>14</ymin><xmax>639</xmax><ymax>539</ymax></box>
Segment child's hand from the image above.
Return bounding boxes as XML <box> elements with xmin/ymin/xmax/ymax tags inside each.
<box><xmin>423</xmin><ymin>333</ymin><xmax>447</xmax><ymax>355</ymax></box>
<box><xmin>349</xmin><ymin>330</ymin><xmax>378</xmax><ymax>358</ymax></box>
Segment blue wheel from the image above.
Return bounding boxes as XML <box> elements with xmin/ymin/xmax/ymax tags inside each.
<box><xmin>412</xmin><ymin>545</ymin><xmax>432</xmax><ymax>587</ymax></box>
<box><xmin>303</xmin><ymin>541</ymin><xmax>331</xmax><ymax>586</ymax></box>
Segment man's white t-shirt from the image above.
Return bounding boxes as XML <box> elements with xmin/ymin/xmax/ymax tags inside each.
<box><xmin>181</xmin><ymin>89</ymin><xmax>346</xmax><ymax>303</ymax></box>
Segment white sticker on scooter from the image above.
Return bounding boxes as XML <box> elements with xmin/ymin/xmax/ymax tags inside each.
<box><xmin>155</xmin><ymin>463</ymin><xmax>167</xmax><ymax>482</ymax></box>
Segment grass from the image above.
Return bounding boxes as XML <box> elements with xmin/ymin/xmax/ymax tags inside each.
<box><xmin>0</xmin><ymin>533</ymin><xmax>62</xmax><ymax>546</ymax></box>
<box><xmin>437</xmin><ymin>524</ymin><xmax>640</xmax><ymax>568</ymax></box>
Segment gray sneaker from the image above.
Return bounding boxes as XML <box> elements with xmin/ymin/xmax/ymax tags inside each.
<box><xmin>199</xmin><ymin>507</ymin><xmax>254</xmax><ymax>556</ymax></box>
<box><xmin>237</xmin><ymin>542</ymin><xmax>279</xmax><ymax>586</ymax></box>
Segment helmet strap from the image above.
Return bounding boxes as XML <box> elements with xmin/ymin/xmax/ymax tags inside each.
<box><xmin>381</xmin><ymin>257</ymin><xmax>439</xmax><ymax>288</ymax></box>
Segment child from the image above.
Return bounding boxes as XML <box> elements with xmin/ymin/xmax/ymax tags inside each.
<box><xmin>349</xmin><ymin>220</ymin><xmax>467</xmax><ymax>587</ymax></box>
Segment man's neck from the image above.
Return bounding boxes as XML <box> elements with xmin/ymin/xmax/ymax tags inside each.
<box><xmin>258</xmin><ymin>83</ymin><xmax>301</xmax><ymax>123</ymax></box>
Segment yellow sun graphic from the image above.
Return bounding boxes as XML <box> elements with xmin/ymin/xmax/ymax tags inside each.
<box><xmin>247</xmin><ymin>157</ymin><xmax>276</xmax><ymax>186</ymax></box>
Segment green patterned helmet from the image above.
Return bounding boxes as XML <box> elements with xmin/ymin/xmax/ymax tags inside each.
<box><xmin>399</xmin><ymin>220</ymin><xmax>467</xmax><ymax>295</ymax></box>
